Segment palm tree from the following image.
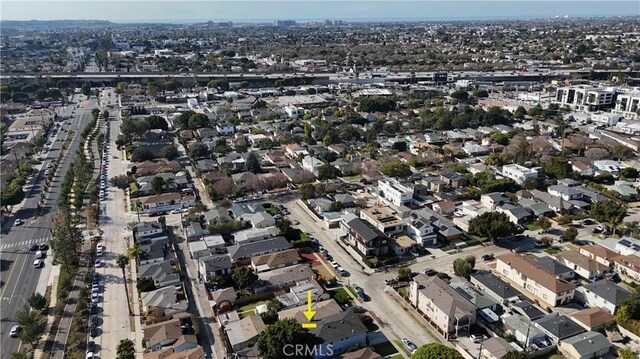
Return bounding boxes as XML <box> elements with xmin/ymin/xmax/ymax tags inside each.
<box><xmin>624</xmin><ymin>221</ymin><xmax>640</xmax><ymax>239</ymax></box>
<box><xmin>128</xmin><ymin>244</ymin><xmax>142</xmax><ymax>265</ymax></box>
<box><xmin>116</xmin><ymin>254</ymin><xmax>133</xmax><ymax>316</ymax></box>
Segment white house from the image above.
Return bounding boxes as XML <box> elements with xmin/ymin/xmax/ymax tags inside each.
<box><xmin>501</xmin><ymin>164</ymin><xmax>538</xmax><ymax>185</ymax></box>
<box><xmin>302</xmin><ymin>156</ymin><xmax>323</xmax><ymax>175</ymax></box>
<box><xmin>216</xmin><ymin>122</ymin><xmax>235</xmax><ymax>136</ymax></box>
<box><xmin>378</xmin><ymin>179</ymin><xmax>413</xmax><ymax>207</ymax></box>
<box><xmin>574</xmin><ymin>280</ymin><xmax>631</xmax><ymax>315</ymax></box>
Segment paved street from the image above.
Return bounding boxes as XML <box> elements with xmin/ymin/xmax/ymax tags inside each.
<box><xmin>0</xmin><ymin>94</ymin><xmax>97</xmax><ymax>357</ymax></box>
<box><xmin>94</xmin><ymin>90</ymin><xmax>143</xmax><ymax>358</ymax></box>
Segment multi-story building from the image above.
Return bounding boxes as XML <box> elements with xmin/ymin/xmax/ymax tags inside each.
<box><xmin>409</xmin><ymin>274</ymin><xmax>476</xmax><ymax>339</ymax></box>
<box><xmin>378</xmin><ymin>179</ymin><xmax>413</xmax><ymax>207</ymax></box>
<box><xmin>360</xmin><ymin>207</ymin><xmax>406</xmax><ymax>237</ymax></box>
<box><xmin>612</xmin><ymin>90</ymin><xmax>640</xmax><ymax>120</ymax></box>
<box><xmin>501</xmin><ymin>164</ymin><xmax>539</xmax><ymax>185</ymax></box>
<box><xmin>496</xmin><ymin>253</ymin><xmax>576</xmax><ymax>308</ymax></box>
<box><xmin>345</xmin><ymin>218</ymin><xmax>389</xmax><ymax>257</ymax></box>
<box><xmin>554</xmin><ymin>85</ymin><xmax>616</xmax><ymax>112</ymax></box>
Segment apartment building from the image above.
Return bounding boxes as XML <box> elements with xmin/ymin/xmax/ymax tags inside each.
<box><xmin>554</xmin><ymin>85</ymin><xmax>616</xmax><ymax>112</ymax></box>
<box><xmin>501</xmin><ymin>164</ymin><xmax>539</xmax><ymax>185</ymax></box>
<box><xmin>360</xmin><ymin>207</ymin><xmax>406</xmax><ymax>237</ymax></box>
<box><xmin>496</xmin><ymin>253</ymin><xmax>576</xmax><ymax>308</ymax></box>
<box><xmin>345</xmin><ymin>218</ymin><xmax>389</xmax><ymax>257</ymax></box>
<box><xmin>378</xmin><ymin>179</ymin><xmax>413</xmax><ymax>207</ymax></box>
<box><xmin>409</xmin><ymin>274</ymin><xmax>476</xmax><ymax>339</ymax></box>
<box><xmin>612</xmin><ymin>90</ymin><xmax>640</xmax><ymax>120</ymax></box>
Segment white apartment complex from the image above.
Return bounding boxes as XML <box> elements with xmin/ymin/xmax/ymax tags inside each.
<box><xmin>378</xmin><ymin>179</ymin><xmax>413</xmax><ymax>207</ymax></box>
<box><xmin>501</xmin><ymin>164</ymin><xmax>539</xmax><ymax>185</ymax></box>
<box><xmin>612</xmin><ymin>90</ymin><xmax>640</xmax><ymax>120</ymax></box>
<box><xmin>554</xmin><ymin>85</ymin><xmax>616</xmax><ymax>112</ymax></box>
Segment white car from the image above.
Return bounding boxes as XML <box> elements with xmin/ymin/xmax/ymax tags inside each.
<box><xmin>470</xmin><ymin>334</ymin><xmax>486</xmax><ymax>343</ymax></box>
<box><xmin>9</xmin><ymin>325</ymin><xmax>21</xmax><ymax>338</ymax></box>
<box><xmin>33</xmin><ymin>259</ymin><xmax>43</xmax><ymax>268</ymax></box>
<box><xmin>91</xmin><ymin>293</ymin><xmax>99</xmax><ymax>304</ymax></box>
<box><xmin>170</xmin><ymin>209</ymin><xmax>181</xmax><ymax>214</ymax></box>
<box><xmin>401</xmin><ymin>338</ymin><xmax>417</xmax><ymax>353</ymax></box>
<box><xmin>14</xmin><ymin>218</ymin><xmax>24</xmax><ymax>226</ymax></box>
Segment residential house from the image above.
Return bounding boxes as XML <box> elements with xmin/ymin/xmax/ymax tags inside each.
<box><xmin>404</xmin><ymin>211</ymin><xmax>437</xmax><ymax>247</ymax></box>
<box><xmin>579</xmin><ymin>244</ymin><xmax>619</xmax><ymax>268</ymax></box>
<box><xmin>137</xmin><ymin>192</ymin><xmax>184</xmax><ymax>214</ymax></box>
<box><xmin>227</xmin><ymin>237</ymin><xmax>292</xmax><ymax>263</ymax></box>
<box><xmin>480</xmin><ymin>337</ymin><xmax>514</xmax><ymax>359</ymax></box>
<box><xmin>496</xmin><ymin>253</ymin><xmax>576</xmax><ymax>308</ymax></box>
<box><xmin>143</xmin><ymin>317</ymin><xmax>197</xmax><ymax>352</ymax></box>
<box><xmin>198</xmin><ymin>254</ymin><xmax>233</xmax><ymax>283</ymax></box>
<box><xmin>275</xmin><ymin>280</ymin><xmax>329</xmax><ymax>308</ymax></box>
<box><xmin>615</xmin><ymin>237</ymin><xmax>640</xmax><ymax>256</ymax></box>
<box><xmin>480</xmin><ymin>192</ymin><xmax>511</xmax><ymax>211</ymax></box>
<box><xmin>569</xmin><ymin>308</ymin><xmax>616</xmax><ymax>331</ymax></box>
<box><xmin>410</xmin><ymin>209</ymin><xmax>462</xmax><ymax>241</ymax></box>
<box><xmin>432</xmin><ymin>200</ymin><xmax>456</xmax><ymax>216</ymax></box>
<box><xmin>497</xmin><ymin>203</ymin><xmax>533</xmax><ymax>225</ymax></box>
<box><xmin>225</xmin><ymin>315</ymin><xmax>265</xmax><ymax>351</ymax></box>
<box><xmin>378</xmin><ymin>179</ymin><xmax>413</xmax><ymax>207</ymax></box>
<box><xmin>547</xmin><ymin>185</ymin><xmax>585</xmax><ymax>202</ymax></box>
<box><xmin>136</xmin><ymin>222</ymin><xmax>168</xmax><ymax>243</ymax></box>
<box><xmin>135</xmin><ymin>160</ymin><xmax>182</xmax><ymax>176</ymax></box>
<box><xmin>341</xmin><ymin>348</ymin><xmax>382</xmax><ymax>359</ymax></box>
<box><xmin>140</xmin><ymin>286</ymin><xmax>189</xmax><ymax>317</ymax></box>
<box><xmin>574</xmin><ymin>279</ymin><xmax>631</xmax><ymax>314</ymax></box>
<box><xmin>408</xmin><ymin>274</ymin><xmax>476</xmax><ymax>338</ymax></box>
<box><xmin>255</xmin><ymin>264</ymin><xmax>316</xmax><ymax>293</ymax></box>
<box><xmin>285</xmin><ymin>143</ymin><xmax>308</xmax><ymax>158</ymax></box>
<box><xmin>613</xmin><ymin>254</ymin><xmax>640</xmax><ymax>282</ymax></box>
<box><xmin>391</xmin><ymin>235</ymin><xmax>416</xmax><ymax>256</ymax></box>
<box><xmin>240</xmin><ymin>211</ymin><xmax>275</xmax><ymax>229</ymax></box>
<box><xmin>344</xmin><ymin>218</ymin><xmax>389</xmax><ymax>257</ymax></box>
<box><xmin>556</xmin><ymin>251</ymin><xmax>608</xmax><ymax>281</ymax></box>
<box><xmin>216</xmin><ymin>122</ymin><xmax>235</xmax><ymax>135</ymax></box>
<box><xmin>302</xmin><ymin>155</ymin><xmax>324</xmax><ymax>175</ymax></box>
<box><xmin>251</xmin><ymin>249</ymin><xmax>301</xmax><ymax>273</ymax></box>
<box><xmin>502</xmin><ymin>314</ymin><xmax>548</xmax><ymax>348</ymax></box>
<box><xmin>233</xmin><ymin>227</ymin><xmax>279</xmax><ymax>245</ymax></box>
<box><xmin>334</xmin><ymin>193</ymin><xmax>356</xmax><ymax>208</ymax></box>
<box><xmin>535</xmin><ymin>315</ymin><xmax>585</xmax><ymax>343</ymax></box>
<box><xmin>558</xmin><ymin>331</ymin><xmax>611</xmax><ymax>359</ymax></box>
<box><xmin>502</xmin><ymin>164</ymin><xmax>539</xmax><ymax>185</ymax></box>
<box><xmin>139</xmin><ymin>240</ymin><xmax>170</xmax><ymax>265</ymax></box>
<box><xmin>143</xmin><ymin>346</ymin><xmax>205</xmax><ymax>359</ymax></box>
<box><xmin>138</xmin><ymin>260</ymin><xmax>181</xmax><ymax>289</ymax></box>
<box><xmin>440</xmin><ymin>172</ymin><xmax>468</xmax><ymax>188</ymax></box>
<box><xmin>311</xmin><ymin>310</ymin><xmax>368</xmax><ymax>359</ymax></box>
<box><xmin>469</xmin><ymin>272</ymin><xmax>522</xmax><ymax>306</ymax></box>
<box><xmin>230</xmin><ymin>203</ymin><xmax>266</xmax><ymax>218</ymax></box>
<box><xmin>511</xmin><ymin>300</ymin><xmax>546</xmax><ymax>321</ymax></box>
<box><xmin>534</xmin><ymin>256</ymin><xmax>575</xmax><ymax>281</ymax></box>
<box><xmin>231</xmin><ymin>171</ymin><xmax>259</xmax><ymax>189</ymax></box>
<box><xmin>360</xmin><ymin>207</ymin><xmax>406</xmax><ymax>237</ymax></box>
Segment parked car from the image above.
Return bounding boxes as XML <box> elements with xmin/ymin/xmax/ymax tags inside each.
<box><xmin>89</xmin><ymin>327</ymin><xmax>99</xmax><ymax>337</ymax></box>
<box><xmin>39</xmin><ymin>243</ymin><xmax>49</xmax><ymax>250</ymax></box>
<box><xmin>423</xmin><ymin>268</ymin><xmax>436</xmax><ymax>276</ymax></box>
<box><xmin>470</xmin><ymin>334</ymin><xmax>485</xmax><ymax>343</ymax></box>
<box><xmin>401</xmin><ymin>338</ymin><xmax>417</xmax><ymax>353</ymax></box>
<box><xmin>91</xmin><ymin>293</ymin><xmax>99</xmax><ymax>304</ymax></box>
<box><xmin>481</xmin><ymin>254</ymin><xmax>495</xmax><ymax>261</ymax></box>
<box><xmin>33</xmin><ymin>259</ymin><xmax>43</xmax><ymax>268</ymax></box>
<box><xmin>534</xmin><ymin>240</ymin><xmax>549</xmax><ymax>248</ymax></box>
<box><xmin>14</xmin><ymin>219</ymin><xmax>24</xmax><ymax>226</ymax></box>
<box><xmin>292</xmin><ymin>220</ymin><xmax>300</xmax><ymax>225</ymax></box>
<box><xmin>30</xmin><ymin>244</ymin><xmax>39</xmax><ymax>251</ymax></box>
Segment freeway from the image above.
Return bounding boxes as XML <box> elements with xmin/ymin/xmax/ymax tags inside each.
<box><xmin>0</xmin><ymin>95</ymin><xmax>97</xmax><ymax>357</ymax></box>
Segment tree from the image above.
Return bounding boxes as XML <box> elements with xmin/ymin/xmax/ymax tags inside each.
<box><xmin>411</xmin><ymin>343</ymin><xmax>463</xmax><ymax>359</ymax></box>
<box><xmin>1</xmin><ymin>183</ymin><xmax>25</xmax><ymax>207</ymax></box>
<box><xmin>245</xmin><ymin>153</ymin><xmax>262</xmax><ymax>174</ymax></box>
<box><xmin>585</xmin><ymin>147</ymin><xmax>610</xmax><ymax>161</ymax></box>
<box><xmin>258</xmin><ymin>319</ymin><xmax>318</xmax><ymax>359</ymax></box>
<box><xmin>137</xmin><ymin>277</ymin><xmax>156</xmax><ymax>292</ymax></box>
<box><xmin>128</xmin><ymin>244</ymin><xmax>142</xmax><ymax>264</ymax></box>
<box><xmin>473</xmin><ymin>89</ymin><xmax>489</xmax><ymax>98</ymax></box>
<box><xmin>207</xmin><ymin>79</ymin><xmax>230</xmax><ymax>91</ymax></box>
<box><xmin>541</xmin><ymin>236</ymin><xmax>554</xmax><ymax>246</ymax></box>
<box><xmin>15</xmin><ymin>305</ymin><xmax>47</xmax><ymax>348</ymax></box>
<box><xmin>151</xmin><ymin>176</ymin><xmax>166</xmax><ymax>194</ymax></box>
<box><xmin>116</xmin><ymin>338</ymin><xmax>136</xmax><ymax>359</ymax></box>
<box><xmin>621</xmin><ymin>167</ymin><xmax>639</xmax><ymax>179</ymax></box>
<box><xmin>146</xmin><ymin>115</ymin><xmax>168</xmax><ymax>130</ymax></box>
<box><xmin>188</xmin><ymin>142</ymin><xmax>209</xmax><ymax>159</ymax></box>
<box><xmin>50</xmin><ymin>213</ymin><xmax>82</xmax><ymax>274</ymax></box>
<box><xmin>590</xmin><ymin>201</ymin><xmax>627</xmax><ymax>235</ymax></box>
<box><xmin>358</xmin><ymin>96</ymin><xmax>396</xmax><ymax>112</ymax></box>
<box><xmin>232</xmin><ymin>266</ymin><xmax>258</xmax><ymax>290</ymax></box>
<box><xmin>130</xmin><ymin>148</ymin><xmax>155</xmax><ymax>162</ymax></box>
<box><xmin>485</xmin><ymin>153</ymin><xmax>507</xmax><ymax>166</ymax></box>
<box><xmin>300</xmin><ymin>183</ymin><xmax>316</xmax><ymax>200</ymax></box>
<box><xmin>535</xmin><ymin>217</ymin><xmax>551</xmax><ymax>231</ymax></box>
<box><xmin>398</xmin><ymin>267</ymin><xmax>412</xmax><ymax>282</ymax></box>
<box><xmin>188</xmin><ymin>113</ymin><xmax>210</xmax><ymax>129</ymax></box>
<box><xmin>261</xmin><ymin>300</ymin><xmax>283</xmax><ymax>325</ymax></box>
<box><xmin>116</xmin><ymin>254</ymin><xmax>133</xmax><ymax>316</ymax></box>
<box><xmin>381</xmin><ymin>161</ymin><xmax>411</xmax><ymax>177</ymax></box>
<box><xmin>110</xmin><ymin>174</ymin><xmax>131</xmax><ymax>192</ymax></box>
<box><xmin>540</xmin><ymin>156</ymin><xmax>571</xmax><ymax>179</ymax></box>
<box><xmin>618</xmin><ymin>347</ymin><xmax>637</xmax><ymax>359</ymax></box>
<box><xmin>514</xmin><ymin>106</ymin><xmax>527</xmax><ymax>119</ymax></box>
<box><xmin>453</xmin><ymin>257</ymin><xmax>475</xmax><ymax>277</ymax></box>
<box><xmin>490</xmin><ymin>132</ymin><xmax>509</xmax><ymax>146</ymax></box>
<box><xmin>81</xmin><ymin>82</ymin><xmax>91</xmax><ymax>97</ymax></box>
<box><xmin>317</xmin><ymin>164</ymin><xmax>342</xmax><ymax>180</ymax></box>
<box><xmin>469</xmin><ymin>212</ymin><xmax>519</xmax><ymax>242</ymax></box>
<box><xmin>159</xmin><ymin>145</ymin><xmax>179</xmax><ymax>160</ymax></box>
<box><xmin>561</xmin><ymin>227</ymin><xmax>578</xmax><ymax>242</ymax></box>
<box><xmin>28</xmin><ymin>292</ymin><xmax>47</xmax><ymax>312</ymax></box>
<box><xmin>504</xmin><ymin>135</ymin><xmax>532</xmax><ymax>164</ymax></box>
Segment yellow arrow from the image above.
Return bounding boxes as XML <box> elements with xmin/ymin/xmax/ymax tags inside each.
<box><xmin>303</xmin><ymin>290</ymin><xmax>316</xmax><ymax>321</ymax></box>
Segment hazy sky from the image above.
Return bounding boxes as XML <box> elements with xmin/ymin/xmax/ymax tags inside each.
<box><xmin>2</xmin><ymin>1</ymin><xmax>639</xmax><ymax>22</ymax></box>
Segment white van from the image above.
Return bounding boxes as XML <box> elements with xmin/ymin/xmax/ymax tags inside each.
<box><xmin>35</xmin><ymin>250</ymin><xmax>44</xmax><ymax>259</ymax></box>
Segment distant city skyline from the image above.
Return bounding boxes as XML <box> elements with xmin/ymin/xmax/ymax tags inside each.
<box><xmin>2</xmin><ymin>1</ymin><xmax>639</xmax><ymax>23</ymax></box>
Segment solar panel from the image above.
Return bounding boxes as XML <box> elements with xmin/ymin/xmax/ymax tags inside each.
<box><xmin>455</xmin><ymin>287</ymin><xmax>474</xmax><ymax>301</ymax></box>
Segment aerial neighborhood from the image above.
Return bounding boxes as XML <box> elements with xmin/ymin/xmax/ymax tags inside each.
<box><xmin>1</xmin><ymin>13</ymin><xmax>640</xmax><ymax>359</ymax></box>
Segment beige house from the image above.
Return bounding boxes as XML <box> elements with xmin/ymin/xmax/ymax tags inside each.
<box><xmin>578</xmin><ymin>244</ymin><xmax>619</xmax><ymax>268</ymax></box>
<box><xmin>496</xmin><ymin>253</ymin><xmax>576</xmax><ymax>308</ymax></box>
<box><xmin>250</xmin><ymin>249</ymin><xmax>301</xmax><ymax>273</ymax></box>
<box><xmin>360</xmin><ymin>207</ymin><xmax>406</xmax><ymax>237</ymax></box>
<box><xmin>408</xmin><ymin>274</ymin><xmax>476</xmax><ymax>338</ymax></box>
<box><xmin>556</xmin><ymin>250</ymin><xmax>608</xmax><ymax>281</ymax></box>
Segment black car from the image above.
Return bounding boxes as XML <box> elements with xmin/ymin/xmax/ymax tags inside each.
<box><xmin>90</xmin><ymin>326</ymin><xmax>99</xmax><ymax>337</ymax></box>
<box><xmin>39</xmin><ymin>243</ymin><xmax>49</xmax><ymax>250</ymax></box>
<box><xmin>30</xmin><ymin>244</ymin><xmax>39</xmax><ymax>251</ymax></box>
<box><xmin>423</xmin><ymin>268</ymin><xmax>436</xmax><ymax>276</ymax></box>
<box><xmin>482</xmin><ymin>254</ymin><xmax>495</xmax><ymax>261</ymax></box>
<box><xmin>87</xmin><ymin>341</ymin><xmax>95</xmax><ymax>352</ymax></box>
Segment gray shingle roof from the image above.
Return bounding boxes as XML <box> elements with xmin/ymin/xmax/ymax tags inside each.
<box><xmin>582</xmin><ymin>280</ymin><xmax>631</xmax><ymax>305</ymax></box>
<box><xmin>535</xmin><ymin>315</ymin><xmax>585</xmax><ymax>340</ymax></box>
<box><xmin>227</xmin><ymin>237</ymin><xmax>291</xmax><ymax>260</ymax></box>
<box><xmin>470</xmin><ymin>272</ymin><xmax>521</xmax><ymax>300</ymax></box>
<box><xmin>314</xmin><ymin>310</ymin><xmax>367</xmax><ymax>343</ymax></box>
<box><xmin>347</xmin><ymin>218</ymin><xmax>386</xmax><ymax>242</ymax></box>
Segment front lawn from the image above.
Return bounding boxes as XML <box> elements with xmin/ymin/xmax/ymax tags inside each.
<box><xmin>342</xmin><ymin>174</ymin><xmax>362</xmax><ymax>182</ymax></box>
<box><xmin>329</xmin><ymin>287</ymin><xmax>352</xmax><ymax>305</ymax></box>
<box><xmin>237</xmin><ymin>300</ymin><xmax>270</xmax><ymax>318</ymax></box>
<box><xmin>526</xmin><ymin>223</ymin><xmax>540</xmax><ymax>231</ymax></box>
<box><xmin>544</xmin><ymin>247</ymin><xmax>562</xmax><ymax>255</ymax></box>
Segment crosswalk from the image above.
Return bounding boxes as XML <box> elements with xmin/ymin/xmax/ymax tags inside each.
<box><xmin>0</xmin><ymin>237</ymin><xmax>50</xmax><ymax>251</ymax></box>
